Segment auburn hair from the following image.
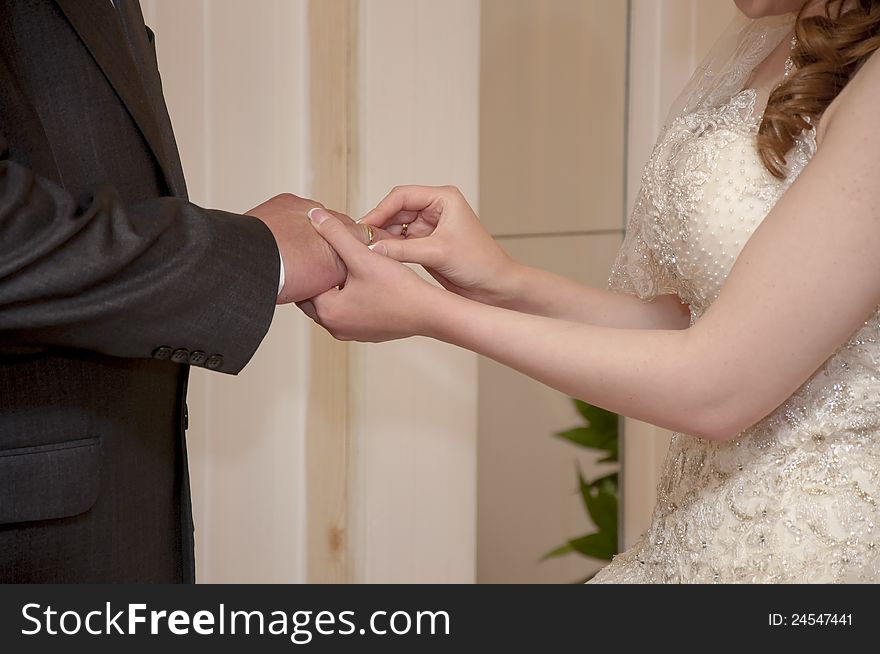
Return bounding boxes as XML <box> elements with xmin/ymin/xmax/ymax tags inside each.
<box><xmin>758</xmin><ymin>0</ymin><xmax>880</xmax><ymax>177</ymax></box>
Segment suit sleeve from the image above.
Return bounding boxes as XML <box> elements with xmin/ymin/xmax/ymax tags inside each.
<box><xmin>0</xmin><ymin>132</ymin><xmax>280</xmax><ymax>374</ymax></box>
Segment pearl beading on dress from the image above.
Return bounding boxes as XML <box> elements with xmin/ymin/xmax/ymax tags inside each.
<box><xmin>596</xmin><ymin>87</ymin><xmax>880</xmax><ymax>584</ymax></box>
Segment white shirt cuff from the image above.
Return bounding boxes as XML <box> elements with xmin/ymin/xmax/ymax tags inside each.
<box><xmin>278</xmin><ymin>251</ymin><xmax>285</xmax><ymax>297</ymax></box>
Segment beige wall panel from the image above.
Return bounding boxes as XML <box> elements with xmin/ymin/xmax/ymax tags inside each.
<box><xmin>478</xmin><ymin>233</ymin><xmax>622</xmax><ymax>583</ymax></box>
<box><xmin>479</xmin><ymin>0</ymin><xmax>628</xmax><ymax>236</ymax></box>
<box><xmin>349</xmin><ymin>0</ymin><xmax>480</xmax><ymax>583</ymax></box>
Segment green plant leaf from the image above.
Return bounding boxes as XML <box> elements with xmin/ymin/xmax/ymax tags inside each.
<box><xmin>555</xmin><ymin>427</ymin><xmax>616</xmax><ymax>451</ymax></box>
<box><xmin>568</xmin><ymin>532</ymin><xmax>616</xmax><ymax>561</ymax></box>
<box><xmin>544</xmin><ymin>398</ymin><xmax>622</xmax><ymax>579</ymax></box>
<box><xmin>596</xmin><ymin>438</ymin><xmax>619</xmax><ymax>463</ymax></box>
<box><xmin>588</xmin><ymin>472</ymin><xmax>618</xmax><ymax>494</ymax></box>
<box><xmin>540</xmin><ymin>543</ymin><xmax>575</xmax><ymax>561</ymax></box>
<box><xmin>585</xmin><ymin>486</ymin><xmax>618</xmax><ymax>535</ymax></box>
<box><xmin>573</xmin><ymin>400</ymin><xmax>617</xmax><ymax>434</ymax></box>
<box><xmin>578</xmin><ymin>468</ymin><xmax>618</xmax><ymax>534</ymax></box>
<box><xmin>576</xmin><ymin>466</ymin><xmax>592</xmax><ymax>512</ymax></box>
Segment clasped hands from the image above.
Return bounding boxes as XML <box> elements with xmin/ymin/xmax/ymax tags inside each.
<box><xmin>247</xmin><ymin>186</ymin><xmax>518</xmax><ymax>343</ymax></box>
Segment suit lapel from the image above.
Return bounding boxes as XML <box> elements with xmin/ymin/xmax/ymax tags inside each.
<box><xmin>54</xmin><ymin>0</ymin><xmax>176</xmax><ymax>194</ymax></box>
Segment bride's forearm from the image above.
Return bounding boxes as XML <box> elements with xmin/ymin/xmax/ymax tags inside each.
<box><xmin>498</xmin><ymin>263</ymin><xmax>691</xmax><ymax>330</ymax></box>
<box><xmin>424</xmin><ymin>291</ymin><xmax>741</xmax><ymax>441</ymax></box>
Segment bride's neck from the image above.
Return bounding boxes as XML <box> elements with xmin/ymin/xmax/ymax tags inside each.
<box><xmin>742</xmin><ymin>29</ymin><xmax>796</xmax><ymax>98</ymax></box>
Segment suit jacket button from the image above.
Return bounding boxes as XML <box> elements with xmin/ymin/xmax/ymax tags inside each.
<box><xmin>189</xmin><ymin>350</ymin><xmax>207</xmax><ymax>366</ymax></box>
<box><xmin>171</xmin><ymin>348</ymin><xmax>190</xmax><ymax>363</ymax></box>
<box><xmin>205</xmin><ymin>354</ymin><xmax>224</xmax><ymax>370</ymax></box>
<box><xmin>153</xmin><ymin>346</ymin><xmax>172</xmax><ymax>360</ymax></box>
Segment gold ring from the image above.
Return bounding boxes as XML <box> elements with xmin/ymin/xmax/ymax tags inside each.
<box><xmin>365</xmin><ymin>224</ymin><xmax>375</xmax><ymax>246</ymax></box>
<box><xmin>401</xmin><ymin>223</ymin><xmax>410</xmax><ymax>239</ymax></box>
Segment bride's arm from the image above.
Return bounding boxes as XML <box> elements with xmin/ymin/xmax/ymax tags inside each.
<box><xmin>497</xmin><ymin>264</ymin><xmax>691</xmax><ymax>330</ymax></box>
<box><xmin>359</xmin><ymin>187</ymin><xmax>690</xmax><ymax>331</ymax></box>
<box><xmin>311</xmin><ymin>53</ymin><xmax>880</xmax><ymax>442</ymax></box>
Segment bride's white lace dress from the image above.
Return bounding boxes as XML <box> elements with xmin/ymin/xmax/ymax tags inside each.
<box><xmin>590</xmin><ymin>20</ymin><xmax>880</xmax><ymax>584</ymax></box>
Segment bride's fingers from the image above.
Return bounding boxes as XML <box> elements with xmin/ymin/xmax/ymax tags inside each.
<box><xmin>384</xmin><ymin>220</ymin><xmax>432</xmax><ymax>239</ymax></box>
<box><xmin>360</xmin><ymin>186</ymin><xmax>442</xmax><ymax>227</ymax></box>
<box><xmin>296</xmin><ymin>300</ymin><xmax>319</xmax><ymax>323</ymax></box>
<box><xmin>309</xmin><ymin>208</ymin><xmax>371</xmax><ymax>270</ymax></box>
<box><xmin>358</xmin><ymin>209</ymin><xmax>419</xmax><ymax>228</ymax></box>
<box><xmin>310</xmin><ymin>287</ymin><xmax>341</xmax><ymax>319</ymax></box>
<box><xmin>326</xmin><ymin>210</ymin><xmax>396</xmax><ymax>244</ymax></box>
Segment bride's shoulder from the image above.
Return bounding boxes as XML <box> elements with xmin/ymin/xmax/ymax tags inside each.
<box><xmin>817</xmin><ymin>49</ymin><xmax>880</xmax><ymax>145</ymax></box>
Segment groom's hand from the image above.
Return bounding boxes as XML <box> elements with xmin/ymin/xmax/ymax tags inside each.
<box><xmin>246</xmin><ymin>194</ymin><xmax>385</xmax><ymax>304</ymax></box>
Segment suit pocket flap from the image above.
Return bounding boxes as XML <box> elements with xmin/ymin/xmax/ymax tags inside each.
<box><xmin>0</xmin><ymin>438</ymin><xmax>100</xmax><ymax>524</ymax></box>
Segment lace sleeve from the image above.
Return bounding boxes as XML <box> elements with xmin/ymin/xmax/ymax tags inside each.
<box><xmin>607</xmin><ymin>191</ymin><xmax>679</xmax><ymax>301</ymax></box>
<box><xmin>607</xmin><ymin>13</ymin><xmax>794</xmax><ymax>304</ymax></box>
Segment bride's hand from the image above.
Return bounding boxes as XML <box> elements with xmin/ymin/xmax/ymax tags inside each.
<box><xmin>359</xmin><ymin>185</ymin><xmax>524</xmax><ymax>306</ymax></box>
<box><xmin>300</xmin><ymin>208</ymin><xmax>444</xmax><ymax>342</ymax></box>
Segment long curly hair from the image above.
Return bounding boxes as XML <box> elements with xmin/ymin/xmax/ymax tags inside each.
<box><xmin>758</xmin><ymin>0</ymin><xmax>880</xmax><ymax>177</ymax></box>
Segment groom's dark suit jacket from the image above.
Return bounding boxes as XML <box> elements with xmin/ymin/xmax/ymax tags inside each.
<box><xmin>0</xmin><ymin>0</ymin><xmax>280</xmax><ymax>581</ymax></box>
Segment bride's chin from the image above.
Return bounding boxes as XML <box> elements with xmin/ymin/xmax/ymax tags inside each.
<box><xmin>733</xmin><ymin>1</ymin><xmax>764</xmax><ymax>19</ymax></box>
<box><xmin>733</xmin><ymin>0</ymin><xmax>811</xmax><ymax>19</ymax></box>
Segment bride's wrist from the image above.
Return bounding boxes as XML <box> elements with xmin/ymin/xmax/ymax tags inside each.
<box><xmin>486</xmin><ymin>261</ymin><xmax>532</xmax><ymax>310</ymax></box>
<box><xmin>420</xmin><ymin>288</ymin><xmax>476</xmax><ymax>342</ymax></box>
<box><xmin>412</xmin><ymin>283</ymin><xmax>457</xmax><ymax>338</ymax></box>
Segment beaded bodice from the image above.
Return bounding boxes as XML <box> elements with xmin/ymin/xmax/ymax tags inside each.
<box><xmin>593</xmin><ymin>89</ymin><xmax>880</xmax><ymax>583</ymax></box>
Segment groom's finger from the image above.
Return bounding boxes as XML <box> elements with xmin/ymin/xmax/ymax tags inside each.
<box><xmin>325</xmin><ymin>210</ymin><xmax>393</xmax><ymax>244</ymax></box>
<box><xmin>309</xmin><ymin>208</ymin><xmax>370</xmax><ymax>269</ymax></box>
<box><xmin>360</xmin><ymin>223</ymin><xmax>398</xmax><ymax>244</ymax></box>
<box><xmin>360</xmin><ymin>186</ymin><xmax>439</xmax><ymax>227</ymax></box>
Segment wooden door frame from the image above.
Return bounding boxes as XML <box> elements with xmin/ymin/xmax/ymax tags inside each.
<box><xmin>305</xmin><ymin>0</ymin><xmax>359</xmax><ymax>583</ymax></box>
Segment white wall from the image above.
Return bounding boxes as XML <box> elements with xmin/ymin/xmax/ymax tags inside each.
<box><xmin>141</xmin><ymin>0</ymin><xmax>311</xmax><ymax>582</ymax></box>
<box><xmin>348</xmin><ymin>0</ymin><xmax>480</xmax><ymax>583</ymax></box>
